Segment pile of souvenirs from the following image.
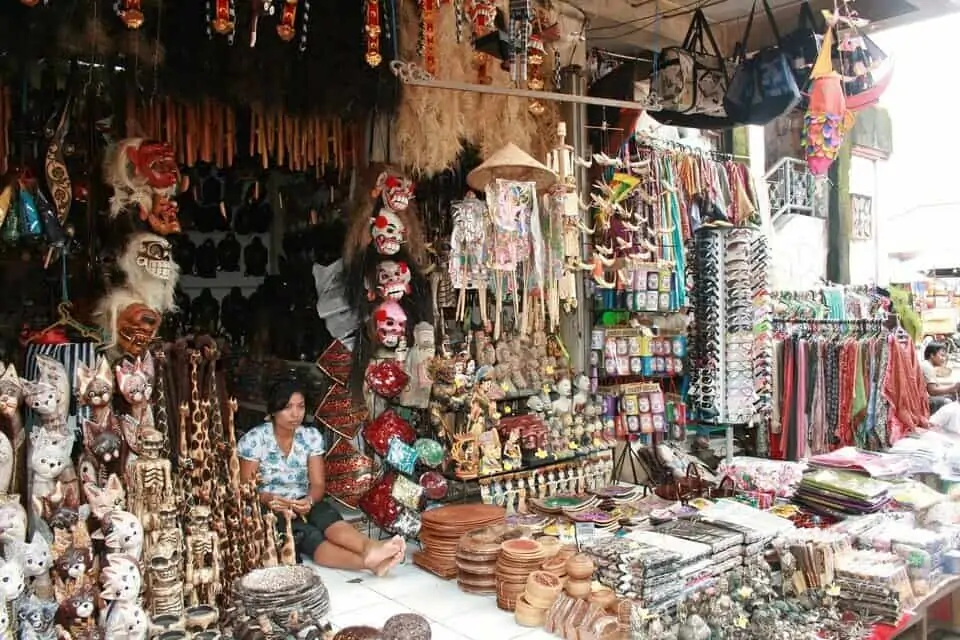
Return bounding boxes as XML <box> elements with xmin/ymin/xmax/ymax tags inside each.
<box><xmin>413</xmin><ymin>431</ymin><xmax>960</xmax><ymax>639</ymax></box>
<box><xmin>0</xmin><ymin>137</ymin><xmax>305</xmax><ymax>640</ymax></box>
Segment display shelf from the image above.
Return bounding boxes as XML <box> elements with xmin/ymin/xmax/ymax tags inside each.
<box><xmin>179</xmin><ymin>274</ymin><xmax>266</xmax><ymax>291</ymax></box>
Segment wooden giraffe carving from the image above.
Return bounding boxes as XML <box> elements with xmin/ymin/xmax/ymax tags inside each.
<box><xmin>280</xmin><ymin>512</ymin><xmax>296</xmax><ymax>565</ymax></box>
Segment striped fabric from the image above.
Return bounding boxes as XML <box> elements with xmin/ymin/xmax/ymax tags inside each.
<box><xmin>22</xmin><ymin>342</ymin><xmax>98</xmax><ymax>435</ymax></box>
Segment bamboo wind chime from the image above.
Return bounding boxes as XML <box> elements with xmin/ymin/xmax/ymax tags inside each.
<box><xmin>249</xmin><ymin>105</ymin><xmax>362</xmax><ymax>174</ymax></box>
<box><xmin>125</xmin><ymin>95</ymin><xmax>361</xmax><ymax>173</ymax></box>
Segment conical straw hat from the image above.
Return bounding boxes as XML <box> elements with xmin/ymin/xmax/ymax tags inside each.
<box><xmin>467</xmin><ymin>143</ymin><xmax>557</xmax><ymax>191</ymax></box>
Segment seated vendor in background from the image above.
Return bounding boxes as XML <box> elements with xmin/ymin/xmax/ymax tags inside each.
<box><xmin>922</xmin><ymin>342</ymin><xmax>959</xmax><ymax>413</ymax></box>
<box><xmin>239</xmin><ymin>381</ymin><xmax>404</xmax><ymax>575</ymax></box>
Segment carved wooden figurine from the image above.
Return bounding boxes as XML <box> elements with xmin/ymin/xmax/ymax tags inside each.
<box><xmin>75</xmin><ymin>357</ymin><xmax>115</xmax><ymax>428</ymax></box>
<box><xmin>183</xmin><ymin>506</ymin><xmax>220</xmax><ymax>608</ymax></box>
<box><xmin>17</xmin><ymin>592</ymin><xmax>57</xmax><ymax>640</ymax></box>
<box><xmin>280</xmin><ymin>513</ymin><xmax>296</xmax><ymax>566</ymax></box>
<box><xmin>0</xmin><ymin>363</ymin><xmax>24</xmax><ymax>496</ymax></box>
<box><xmin>144</xmin><ymin>540</ymin><xmax>184</xmax><ymax>621</ymax></box>
<box><xmin>260</xmin><ymin>512</ymin><xmax>279</xmax><ymax>568</ymax></box>
<box><xmin>29</xmin><ymin>428</ymin><xmax>78</xmax><ymax>523</ymax></box>
<box><xmin>126</xmin><ymin>428</ymin><xmax>173</xmax><ymax>535</ymax></box>
<box><xmin>53</xmin><ymin>576</ymin><xmax>99</xmax><ymax>640</ymax></box>
<box><xmin>99</xmin><ymin>511</ymin><xmax>144</xmax><ymax>560</ymax></box>
<box><xmin>116</xmin><ymin>354</ymin><xmax>155</xmax><ymax>464</ymax></box>
<box><xmin>13</xmin><ymin>533</ymin><xmax>52</xmax><ymax>600</ymax></box>
<box><xmin>82</xmin><ymin>475</ymin><xmax>125</xmax><ymax>522</ymax></box>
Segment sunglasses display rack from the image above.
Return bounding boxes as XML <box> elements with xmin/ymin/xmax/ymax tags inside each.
<box><xmin>690</xmin><ymin>227</ymin><xmax>772</xmax><ymax>428</ymax></box>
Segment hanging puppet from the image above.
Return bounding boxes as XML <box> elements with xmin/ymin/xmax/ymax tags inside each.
<box><xmin>93</xmin><ymin>232</ymin><xmax>179</xmax><ymax>356</ymax></box>
<box><xmin>103</xmin><ymin>138</ymin><xmax>188</xmax><ymax>236</ymax></box>
<box><xmin>343</xmin><ymin>168</ymin><xmax>434</xmax><ymax>405</ymax></box>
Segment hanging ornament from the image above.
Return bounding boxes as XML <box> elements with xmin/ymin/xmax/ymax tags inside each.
<box><xmin>469</xmin><ymin>0</ymin><xmax>497</xmax><ymax>84</ymax></box>
<box><xmin>802</xmin><ymin>23</ymin><xmax>855</xmax><ymax>178</ymax></box>
<box><xmin>508</xmin><ymin>0</ymin><xmax>532</xmax><ymax>84</ymax></box>
<box><xmin>210</xmin><ymin>0</ymin><xmax>237</xmax><ymax>40</ymax></box>
<box><xmin>365</xmin><ymin>0</ymin><xmax>383</xmax><ymax>66</ymax></box>
<box><xmin>277</xmin><ymin>0</ymin><xmax>299</xmax><ymax>42</ymax></box>
<box><xmin>115</xmin><ymin>0</ymin><xmax>145</xmax><ymax>28</ymax></box>
<box><xmin>419</xmin><ymin>0</ymin><xmax>439</xmax><ymax>75</ymax></box>
<box><xmin>527</xmin><ymin>34</ymin><xmax>545</xmax><ymax>115</ymax></box>
<box><xmin>299</xmin><ymin>0</ymin><xmax>311</xmax><ymax>51</ymax></box>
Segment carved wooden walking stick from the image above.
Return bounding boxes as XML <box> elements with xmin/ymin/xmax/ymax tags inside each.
<box><xmin>153</xmin><ymin>348</ymin><xmax>171</xmax><ymax>459</ymax></box>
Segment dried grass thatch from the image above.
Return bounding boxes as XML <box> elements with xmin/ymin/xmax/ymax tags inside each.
<box><xmin>394</xmin><ymin>1</ymin><xmax>560</xmax><ymax>175</ymax></box>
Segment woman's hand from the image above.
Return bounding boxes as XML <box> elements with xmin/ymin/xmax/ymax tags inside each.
<box><xmin>290</xmin><ymin>497</ymin><xmax>313</xmax><ymax>516</ymax></box>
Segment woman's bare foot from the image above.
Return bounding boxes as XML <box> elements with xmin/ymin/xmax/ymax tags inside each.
<box><xmin>374</xmin><ymin>550</ymin><xmax>404</xmax><ymax>577</ymax></box>
<box><xmin>362</xmin><ymin>538</ymin><xmax>404</xmax><ymax>575</ymax></box>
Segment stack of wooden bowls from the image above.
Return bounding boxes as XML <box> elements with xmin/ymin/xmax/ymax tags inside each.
<box><xmin>456</xmin><ymin>525</ymin><xmax>518</xmax><ymax>594</ymax></box>
<box><xmin>515</xmin><ymin>570</ymin><xmax>564</xmax><ymax>627</ymax></box>
<box><xmin>414</xmin><ymin>504</ymin><xmax>505</xmax><ymax>578</ymax></box>
<box><xmin>564</xmin><ymin>553</ymin><xmax>596</xmax><ymax>599</ymax></box>
<box><xmin>496</xmin><ymin>538</ymin><xmax>545</xmax><ymax>611</ymax></box>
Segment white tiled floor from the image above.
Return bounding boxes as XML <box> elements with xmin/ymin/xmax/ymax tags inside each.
<box><xmin>307</xmin><ymin>548</ymin><xmax>556</xmax><ymax>639</ymax></box>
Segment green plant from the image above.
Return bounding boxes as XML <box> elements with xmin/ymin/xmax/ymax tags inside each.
<box><xmin>889</xmin><ymin>286</ymin><xmax>921</xmax><ymax>341</ymax></box>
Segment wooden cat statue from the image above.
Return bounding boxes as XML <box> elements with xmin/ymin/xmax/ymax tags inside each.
<box><xmin>28</xmin><ymin>428</ymin><xmax>78</xmax><ymax>529</ymax></box>
<box><xmin>75</xmin><ymin>357</ymin><xmax>115</xmax><ymax>427</ymax></box>
<box><xmin>100</xmin><ymin>599</ymin><xmax>147</xmax><ymax>640</ymax></box>
<box><xmin>82</xmin><ymin>476</ymin><xmax>126</xmax><ymax>522</ymax></box>
<box><xmin>115</xmin><ymin>354</ymin><xmax>154</xmax><ymax>470</ymax></box>
<box><xmin>12</xmin><ymin>533</ymin><xmax>53</xmax><ymax>600</ymax></box>
<box><xmin>20</xmin><ymin>356</ymin><xmax>70</xmax><ymax>432</ymax></box>
<box><xmin>0</xmin><ymin>545</ymin><xmax>25</xmax><ymax>637</ymax></box>
<box><xmin>16</xmin><ymin>593</ymin><xmax>57</xmax><ymax>640</ymax></box>
<box><xmin>53</xmin><ymin>576</ymin><xmax>99</xmax><ymax>640</ymax></box>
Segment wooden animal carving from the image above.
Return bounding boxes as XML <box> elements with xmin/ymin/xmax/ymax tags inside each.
<box><xmin>79</xmin><ymin>419</ymin><xmax>123</xmax><ymax>487</ymax></box>
<box><xmin>99</xmin><ymin>554</ymin><xmax>141</xmax><ymax>603</ymax></box>
<box><xmin>29</xmin><ymin>428</ymin><xmax>77</xmax><ymax>510</ymax></box>
<box><xmin>116</xmin><ymin>354</ymin><xmax>155</xmax><ymax>457</ymax></box>
<box><xmin>17</xmin><ymin>593</ymin><xmax>57</xmax><ymax>640</ymax></box>
<box><xmin>75</xmin><ymin>357</ymin><xmax>114</xmax><ymax>426</ymax></box>
<box><xmin>82</xmin><ymin>475</ymin><xmax>126</xmax><ymax>521</ymax></box>
<box><xmin>12</xmin><ymin>533</ymin><xmax>53</xmax><ymax>599</ymax></box>
<box><xmin>100</xmin><ymin>599</ymin><xmax>148</xmax><ymax>640</ymax></box>
<box><xmin>21</xmin><ymin>355</ymin><xmax>70</xmax><ymax>430</ymax></box>
<box><xmin>0</xmin><ymin>363</ymin><xmax>22</xmax><ymax>420</ymax></box>
<box><xmin>53</xmin><ymin>576</ymin><xmax>98</xmax><ymax>638</ymax></box>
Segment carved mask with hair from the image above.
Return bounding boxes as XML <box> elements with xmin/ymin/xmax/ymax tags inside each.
<box><xmin>116</xmin><ymin>233</ymin><xmax>179</xmax><ymax>314</ymax></box>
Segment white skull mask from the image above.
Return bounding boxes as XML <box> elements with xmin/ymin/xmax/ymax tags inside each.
<box><xmin>370</xmin><ymin>211</ymin><xmax>406</xmax><ymax>256</ymax></box>
<box><xmin>135</xmin><ymin>238</ymin><xmax>173</xmax><ymax>280</ymax></box>
<box><xmin>377</xmin><ymin>172</ymin><xmax>415</xmax><ymax>212</ymax></box>
<box><xmin>373</xmin><ymin>300</ymin><xmax>407</xmax><ymax>348</ymax></box>
<box><xmin>376</xmin><ymin>260</ymin><xmax>412</xmax><ymax>301</ymax></box>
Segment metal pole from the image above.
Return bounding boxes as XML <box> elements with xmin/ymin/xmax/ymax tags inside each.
<box><xmin>559</xmin><ymin>65</ymin><xmax>589</xmax><ymax>374</ymax></box>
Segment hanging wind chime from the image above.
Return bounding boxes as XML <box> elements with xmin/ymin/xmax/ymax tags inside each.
<box><xmin>468</xmin><ymin>0</ymin><xmax>498</xmax><ymax>83</ymax></box>
<box><xmin>247</xmin><ymin>0</ymin><xmax>311</xmax><ymax>50</ymax></box>
<box><xmin>527</xmin><ymin>34</ymin><xmax>545</xmax><ymax>114</ymax></box>
<box><xmin>207</xmin><ymin>0</ymin><xmax>237</xmax><ymax>43</ymax></box>
<box><xmin>115</xmin><ymin>0</ymin><xmax>145</xmax><ymax>28</ymax></box>
<box><xmin>365</xmin><ymin>0</ymin><xmax>383</xmax><ymax>66</ymax></box>
<box><xmin>508</xmin><ymin>0</ymin><xmax>532</xmax><ymax>84</ymax></box>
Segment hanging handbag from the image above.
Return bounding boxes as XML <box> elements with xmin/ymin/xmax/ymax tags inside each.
<box><xmin>654</xmin><ymin>9</ymin><xmax>731</xmax><ymax>117</ymax></box>
<box><xmin>780</xmin><ymin>1</ymin><xmax>823</xmax><ymax>90</ymax></box>
<box><xmin>723</xmin><ymin>0</ymin><xmax>801</xmax><ymax>126</ymax></box>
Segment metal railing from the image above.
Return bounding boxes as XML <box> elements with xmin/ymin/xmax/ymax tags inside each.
<box><xmin>765</xmin><ymin>157</ymin><xmax>819</xmax><ymax>223</ymax></box>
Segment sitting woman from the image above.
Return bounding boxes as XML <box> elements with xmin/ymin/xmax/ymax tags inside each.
<box><xmin>239</xmin><ymin>381</ymin><xmax>404</xmax><ymax>575</ymax></box>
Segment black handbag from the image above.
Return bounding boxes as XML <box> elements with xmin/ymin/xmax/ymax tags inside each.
<box><xmin>780</xmin><ymin>1</ymin><xmax>823</xmax><ymax>90</ymax></box>
<box><xmin>723</xmin><ymin>0</ymin><xmax>801</xmax><ymax>126</ymax></box>
<box><xmin>647</xmin><ymin>9</ymin><xmax>739</xmax><ymax>130</ymax></box>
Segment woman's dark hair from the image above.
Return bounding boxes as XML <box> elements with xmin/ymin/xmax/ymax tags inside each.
<box><xmin>266</xmin><ymin>381</ymin><xmax>306</xmax><ymax>416</ymax></box>
<box><xmin>925</xmin><ymin>342</ymin><xmax>946</xmax><ymax>361</ymax></box>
